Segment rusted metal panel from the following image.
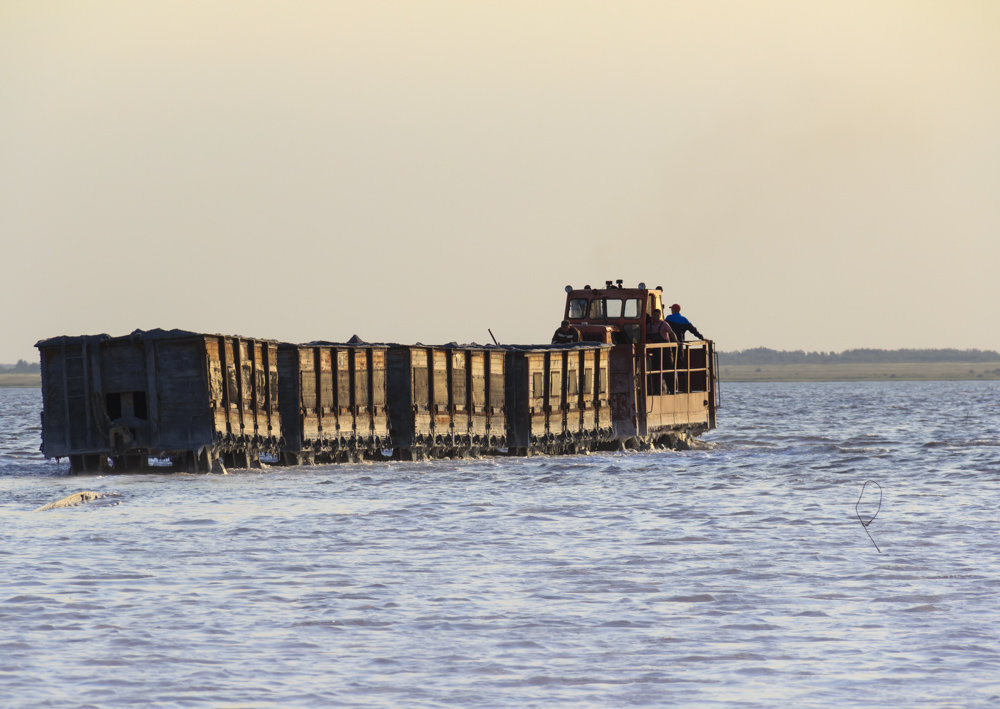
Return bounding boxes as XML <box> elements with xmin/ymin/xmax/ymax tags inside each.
<box><xmin>387</xmin><ymin>345</ymin><xmax>448</xmax><ymax>457</ymax></box>
<box><xmin>278</xmin><ymin>342</ymin><xmax>387</xmax><ymax>462</ymax></box>
<box><xmin>504</xmin><ymin>344</ymin><xmax>613</xmax><ymax>455</ymax></box>
<box><xmin>565</xmin><ymin>349</ymin><xmax>580</xmax><ymax>419</ymax></box>
<box><xmin>277</xmin><ymin>344</ymin><xmax>304</xmax><ymax>454</ymax></box>
<box><xmin>580</xmin><ymin>348</ymin><xmax>596</xmax><ymax>431</ymax></box>
<box><xmin>221</xmin><ymin>338</ymin><xmax>241</xmax><ymax>436</ymax></box>
<box><xmin>371</xmin><ymin>348</ymin><xmax>388</xmax><ymax>440</ymax></box>
<box><xmin>206</xmin><ymin>338</ymin><xmax>227</xmax><ymax>435</ymax></box>
<box><xmin>545</xmin><ymin>350</ymin><xmax>561</xmax><ymax>438</ymax></box>
<box><xmin>486</xmin><ymin>350</ymin><xmax>506</xmax><ymax>446</ymax></box>
<box><xmin>213</xmin><ymin>336</ymin><xmax>280</xmax><ymax>447</ymax></box>
<box><xmin>411</xmin><ymin>348</ymin><xmax>432</xmax><ymax>444</ymax></box>
<box><xmin>431</xmin><ymin>349</ymin><xmax>447</xmax><ymax>421</ymax></box>
<box><xmin>609</xmin><ymin>345</ymin><xmax>638</xmax><ymax>439</ymax></box>
<box><xmin>386</xmin><ymin>345</ymin><xmax>417</xmax><ymax>452</ymax></box>
<box><xmin>596</xmin><ymin>347</ymin><xmax>612</xmax><ymax>432</ymax></box>
<box><xmin>37</xmin><ymin>335</ymin><xmax>107</xmax><ymax>460</ymax></box>
<box><xmin>449</xmin><ymin>349</ymin><xmax>469</xmax><ymax>437</ymax></box>
<box><xmin>502</xmin><ymin>348</ymin><xmax>529</xmax><ymax>453</ymax></box>
<box><xmin>37</xmin><ymin>330</ymin><xmax>281</xmax><ymax>472</ymax></box>
<box><xmin>527</xmin><ymin>351</ymin><xmax>547</xmax><ymax>440</ymax></box>
<box><xmin>387</xmin><ymin>344</ymin><xmax>502</xmax><ymax>458</ymax></box>
<box><xmin>469</xmin><ymin>350</ymin><xmax>487</xmax><ymax>439</ymax></box>
<box><xmin>349</xmin><ymin>344</ymin><xmax>390</xmax><ymax>445</ymax></box>
<box><xmin>352</xmin><ymin>348</ymin><xmax>371</xmax><ymax>435</ymax></box>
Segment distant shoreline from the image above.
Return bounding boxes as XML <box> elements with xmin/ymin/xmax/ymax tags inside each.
<box><xmin>0</xmin><ymin>373</ymin><xmax>42</xmax><ymax>388</ymax></box>
<box><xmin>720</xmin><ymin>361</ymin><xmax>1000</xmax><ymax>382</ymax></box>
<box><xmin>6</xmin><ymin>362</ymin><xmax>1000</xmax><ymax>388</ymax></box>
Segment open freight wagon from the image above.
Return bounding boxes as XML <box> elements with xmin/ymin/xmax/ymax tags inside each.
<box><xmin>36</xmin><ymin>329</ymin><xmax>281</xmax><ymax>473</ymax></box>
<box><xmin>504</xmin><ymin>344</ymin><xmax>614</xmax><ymax>456</ymax></box>
<box><xmin>276</xmin><ymin>341</ymin><xmax>615</xmax><ymax>461</ymax></box>
<box><xmin>276</xmin><ymin>341</ymin><xmax>390</xmax><ymax>464</ymax></box>
<box><xmin>385</xmin><ymin>344</ymin><xmax>510</xmax><ymax>460</ymax></box>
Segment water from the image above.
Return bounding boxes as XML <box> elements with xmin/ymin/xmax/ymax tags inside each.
<box><xmin>2</xmin><ymin>382</ymin><xmax>999</xmax><ymax>708</ymax></box>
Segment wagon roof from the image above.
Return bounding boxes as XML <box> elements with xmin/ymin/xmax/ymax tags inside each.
<box><xmin>498</xmin><ymin>343</ymin><xmax>614</xmax><ymax>352</ymax></box>
<box><xmin>36</xmin><ymin>328</ymin><xmax>279</xmax><ymax>348</ymax></box>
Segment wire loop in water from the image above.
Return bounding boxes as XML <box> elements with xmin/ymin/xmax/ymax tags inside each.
<box><xmin>856</xmin><ymin>480</ymin><xmax>882</xmax><ymax>553</ymax></box>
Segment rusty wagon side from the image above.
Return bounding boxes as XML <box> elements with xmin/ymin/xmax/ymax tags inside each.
<box><xmin>503</xmin><ymin>344</ymin><xmax>615</xmax><ymax>456</ymax></box>
<box><xmin>36</xmin><ymin>329</ymin><xmax>281</xmax><ymax>473</ymax></box>
<box><xmin>277</xmin><ymin>341</ymin><xmax>390</xmax><ymax>464</ymax></box>
<box><xmin>385</xmin><ymin>344</ymin><xmax>508</xmax><ymax>459</ymax></box>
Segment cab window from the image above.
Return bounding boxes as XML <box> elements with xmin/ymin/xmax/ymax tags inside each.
<box><xmin>624</xmin><ymin>299</ymin><xmax>641</xmax><ymax>318</ymax></box>
<box><xmin>588</xmin><ymin>299</ymin><xmax>605</xmax><ymax>319</ymax></box>
<box><xmin>568</xmin><ymin>299</ymin><xmax>588</xmax><ymax>319</ymax></box>
<box><xmin>605</xmin><ymin>299</ymin><xmax>623</xmax><ymax>318</ymax></box>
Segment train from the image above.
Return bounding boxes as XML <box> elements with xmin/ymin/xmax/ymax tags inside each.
<box><xmin>35</xmin><ymin>281</ymin><xmax>718</xmax><ymax>473</ymax></box>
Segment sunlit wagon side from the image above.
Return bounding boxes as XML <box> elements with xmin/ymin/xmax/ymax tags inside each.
<box><xmin>276</xmin><ymin>342</ymin><xmax>389</xmax><ymax>463</ymax></box>
<box><xmin>577</xmin><ymin>346</ymin><xmax>612</xmax><ymax>435</ymax></box>
<box><xmin>386</xmin><ymin>345</ymin><xmax>507</xmax><ymax>459</ymax></box>
<box><xmin>36</xmin><ymin>329</ymin><xmax>281</xmax><ymax>473</ymax></box>
<box><xmin>563</xmin><ymin>345</ymin><xmax>614</xmax><ymax>445</ymax></box>
<box><xmin>504</xmin><ymin>344</ymin><xmax>614</xmax><ymax>456</ymax></box>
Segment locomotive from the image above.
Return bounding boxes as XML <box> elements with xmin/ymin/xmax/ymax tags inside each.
<box><xmin>560</xmin><ymin>280</ymin><xmax>717</xmax><ymax>443</ymax></box>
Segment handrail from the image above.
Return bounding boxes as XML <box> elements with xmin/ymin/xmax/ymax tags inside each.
<box><xmin>640</xmin><ymin>341</ymin><xmax>715</xmax><ymax>399</ymax></box>
<box><xmin>714</xmin><ymin>347</ymin><xmax>721</xmax><ymax>410</ymax></box>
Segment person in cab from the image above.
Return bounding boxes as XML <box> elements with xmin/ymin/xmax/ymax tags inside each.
<box><xmin>648</xmin><ymin>309</ymin><xmax>678</xmax><ymax>344</ymax></box>
<box><xmin>551</xmin><ymin>320</ymin><xmax>582</xmax><ymax>344</ymax></box>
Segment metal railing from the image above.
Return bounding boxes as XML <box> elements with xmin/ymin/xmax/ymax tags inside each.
<box><xmin>643</xmin><ymin>341</ymin><xmax>712</xmax><ymax>399</ymax></box>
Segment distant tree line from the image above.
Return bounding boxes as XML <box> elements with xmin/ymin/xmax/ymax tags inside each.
<box><xmin>0</xmin><ymin>360</ymin><xmax>40</xmax><ymax>373</ymax></box>
<box><xmin>718</xmin><ymin>348</ymin><xmax>1000</xmax><ymax>365</ymax></box>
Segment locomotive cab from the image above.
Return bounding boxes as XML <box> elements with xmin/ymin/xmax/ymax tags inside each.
<box><xmin>564</xmin><ymin>280</ymin><xmax>666</xmax><ymax>344</ymax></box>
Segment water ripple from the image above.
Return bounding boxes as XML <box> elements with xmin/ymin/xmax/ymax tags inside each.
<box><xmin>2</xmin><ymin>383</ymin><xmax>1000</xmax><ymax>707</ymax></box>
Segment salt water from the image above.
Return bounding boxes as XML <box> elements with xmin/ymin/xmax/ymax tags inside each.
<box><xmin>2</xmin><ymin>381</ymin><xmax>998</xmax><ymax>707</ymax></box>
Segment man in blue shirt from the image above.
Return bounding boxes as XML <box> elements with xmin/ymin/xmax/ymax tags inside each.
<box><xmin>665</xmin><ymin>304</ymin><xmax>705</xmax><ymax>341</ymax></box>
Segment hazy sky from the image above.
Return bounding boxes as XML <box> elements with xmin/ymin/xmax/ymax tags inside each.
<box><xmin>3</xmin><ymin>1</ymin><xmax>998</xmax><ymax>362</ymax></box>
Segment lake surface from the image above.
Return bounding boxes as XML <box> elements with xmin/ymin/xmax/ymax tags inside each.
<box><xmin>2</xmin><ymin>382</ymin><xmax>998</xmax><ymax>707</ymax></box>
